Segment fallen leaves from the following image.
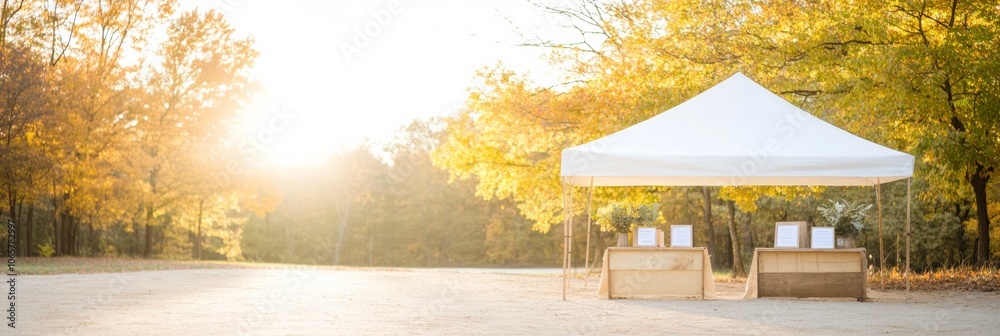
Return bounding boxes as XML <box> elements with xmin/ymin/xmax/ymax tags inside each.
<box><xmin>871</xmin><ymin>266</ymin><xmax>1000</xmax><ymax>292</ymax></box>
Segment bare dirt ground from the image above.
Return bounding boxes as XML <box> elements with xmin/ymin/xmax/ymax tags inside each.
<box><xmin>16</xmin><ymin>269</ymin><xmax>1000</xmax><ymax>335</ymax></box>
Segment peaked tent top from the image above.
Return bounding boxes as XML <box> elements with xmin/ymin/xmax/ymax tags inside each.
<box><xmin>560</xmin><ymin>73</ymin><xmax>914</xmax><ymax>186</ymax></box>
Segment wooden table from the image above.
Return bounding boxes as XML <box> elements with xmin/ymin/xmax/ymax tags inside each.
<box><xmin>597</xmin><ymin>247</ymin><xmax>715</xmax><ymax>299</ymax></box>
<box><xmin>743</xmin><ymin>248</ymin><xmax>867</xmax><ymax>301</ymax></box>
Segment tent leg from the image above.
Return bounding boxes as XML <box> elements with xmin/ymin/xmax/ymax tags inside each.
<box><xmin>584</xmin><ymin>179</ymin><xmax>594</xmax><ymax>287</ymax></box>
<box><xmin>877</xmin><ymin>178</ymin><xmax>883</xmax><ymax>290</ymax></box>
<box><xmin>561</xmin><ymin>183</ymin><xmax>568</xmax><ymax>301</ymax></box>
<box><xmin>569</xmin><ymin>186</ymin><xmax>574</xmax><ymax>281</ymax></box>
<box><xmin>906</xmin><ymin>178</ymin><xmax>911</xmax><ymax>292</ymax></box>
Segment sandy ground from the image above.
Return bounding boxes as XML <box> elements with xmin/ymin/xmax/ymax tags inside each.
<box><xmin>14</xmin><ymin>268</ymin><xmax>1000</xmax><ymax>335</ymax></box>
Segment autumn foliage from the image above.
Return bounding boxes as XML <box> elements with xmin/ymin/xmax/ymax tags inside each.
<box><xmin>2</xmin><ymin>1</ymin><xmax>998</xmax><ymax>274</ymax></box>
<box><xmin>434</xmin><ymin>0</ymin><xmax>1000</xmax><ymax>271</ymax></box>
<box><xmin>876</xmin><ymin>267</ymin><xmax>1000</xmax><ymax>292</ymax></box>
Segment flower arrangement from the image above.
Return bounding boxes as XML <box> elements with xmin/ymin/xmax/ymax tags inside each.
<box><xmin>817</xmin><ymin>199</ymin><xmax>872</xmax><ymax>237</ymax></box>
<box><xmin>594</xmin><ymin>201</ymin><xmax>660</xmax><ymax>234</ymax></box>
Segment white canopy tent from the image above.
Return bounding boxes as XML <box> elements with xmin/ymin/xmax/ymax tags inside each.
<box><xmin>558</xmin><ymin>73</ymin><xmax>915</xmax><ymax>299</ymax></box>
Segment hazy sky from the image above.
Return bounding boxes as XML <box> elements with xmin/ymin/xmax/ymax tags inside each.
<box><xmin>199</xmin><ymin>0</ymin><xmax>571</xmax><ymax>166</ymax></box>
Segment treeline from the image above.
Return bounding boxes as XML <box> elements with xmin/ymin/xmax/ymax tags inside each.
<box><xmin>3</xmin><ymin>0</ymin><xmax>998</xmax><ymax>272</ymax></box>
<box><xmin>0</xmin><ymin>0</ymin><xmax>265</xmax><ymax>260</ymax></box>
<box><xmin>0</xmin><ymin>1</ymin><xmax>564</xmax><ymax>267</ymax></box>
<box><xmin>240</xmin><ymin>120</ymin><xmax>563</xmax><ymax>267</ymax></box>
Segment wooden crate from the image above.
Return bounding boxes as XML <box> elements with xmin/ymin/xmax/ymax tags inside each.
<box><xmin>603</xmin><ymin>247</ymin><xmax>708</xmax><ymax>299</ymax></box>
<box><xmin>753</xmin><ymin>248</ymin><xmax>867</xmax><ymax>300</ymax></box>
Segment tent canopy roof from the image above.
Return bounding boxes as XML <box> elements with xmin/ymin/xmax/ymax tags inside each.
<box><xmin>560</xmin><ymin>73</ymin><xmax>914</xmax><ymax>187</ymax></box>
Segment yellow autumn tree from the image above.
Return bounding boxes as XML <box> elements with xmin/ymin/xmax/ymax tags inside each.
<box><xmin>437</xmin><ymin>0</ymin><xmax>1000</xmax><ymax>270</ymax></box>
<box><xmin>132</xmin><ymin>8</ymin><xmax>258</xmax><ymax>257</ymax></box>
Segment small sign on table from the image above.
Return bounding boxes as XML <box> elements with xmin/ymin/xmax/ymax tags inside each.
<box><xmin>811</xmin><ymin>227</ymin><xmax>835</xmax><ymax>249</ymax></box>
<box><xmin>635</xmin><ymin>227</ymin><xmax>658</xmax><ymax>247</ymax></box>
<box><xmin>670</xmin><ymin>225</ymin><xmax>693</xmax><ymax>247</ymax></box>
<box><xmin>775</xmin><ymin>225</ymin><xmax>799</xmax><ymax>248</ymax></box>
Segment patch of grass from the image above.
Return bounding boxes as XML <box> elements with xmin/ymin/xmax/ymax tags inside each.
<box><xmin>15</xmin><ymin>257</ymin><xmax>373</xmax><ymax>275</ymax></box>
<box><xmin>19</xmin><ymin>257</ymin><xmax>246</xmax><ymax>275</ymax></box>
<box><xmin>713</xmin><ymin>270</ymin><xmax>747</xmax><ymax>283</ymax></box>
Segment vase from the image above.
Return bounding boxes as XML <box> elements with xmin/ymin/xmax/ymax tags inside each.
<box><xmin>617</xmin><ymin>233</ymin><xmax>629</xmax><ymax>247</ymax></box>
<box><xmin>835</xmin><ymin>236</ymin><xmax>856</xmax><ymax>249</ymax></box>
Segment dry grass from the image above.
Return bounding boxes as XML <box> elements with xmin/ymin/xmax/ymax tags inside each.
<box><xmin>868</xmin><ymin>266</ymin><xmax>1000</xmax><ymax>291</ymax></box>
<box><xmin>17</xmin><ymin>257</ymin><xmax>361</xmax><ymax>275</ymax></box>
<box><xmin>714</xmin><ymin>265</ymin><xmax>1000</xmax><ymax>292</ymax></box>
<box><xmin>713</xmin><ymin>270</ymin><xmax>747</xmax><ymax>283</ymax></box>
<box><xmin>705</xmin><ymin>267</ymin><xmax>999</xmax><ymax>292</ymax></box>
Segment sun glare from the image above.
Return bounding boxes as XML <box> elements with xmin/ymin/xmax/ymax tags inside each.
<box><xmin>222</xmin><ymin>1</ymin><xmax>562</xmax><ymax>168</ymax></box>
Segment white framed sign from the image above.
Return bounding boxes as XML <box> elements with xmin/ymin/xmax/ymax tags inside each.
<box><xmin>670</xmin><ymin>225</ymin><xmax>693</xmax><ymax>247</ymax></box>
<box><xmin>774</xmin><ymin>222</ymin><xmax>808</xmax><ymax>248</ymax></box>
<box><xmin>811</xmin><ymin>227</ymin><xmax>835</xmax><ymax>249</ymax></box>
<box><xmin>775</xmin><ymin>224</ymin><xmax>799</xmax><ymax>248</ymax></box>
<box><xmin>636</xmin><ymin>227</ymin><xmax>658</xmax><ymax>247</ymax></box>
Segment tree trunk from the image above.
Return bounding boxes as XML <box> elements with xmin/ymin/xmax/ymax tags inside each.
<box><xmin>73</xmin><ymin>218</ymin><xmax>79</xmax><ymax>255</ymax></box>
<box><xmin>53</xmin><ymin>213</ymin><xmax>59</xmax><ymax>256</ymax></box>
<box><xmin>143</xmin><ymin>207</ymin><xmax>153</xmax><ymax>258</ymax></box>
<box><xmin>285</xmin><ymin>219</ymin><xmax>295</xmax><ymax>261</ymax></box>
<box><xmin>87</xmin><ymin>220</ymin><xmax>94</xmax><ymax>256</ymax></box>
<box><xmin>57</xmin><ymin>193</ymin><xmax>71</xmax><ymax>255</ymax></box>
<box><xmin>65</xmin><ymin>216</ymin><xmax>70</xmax><ymax>256</ymax></box>
<box><xmin>196</xmin><ymin>198</ymin><xmax>203</xmax><ymax>260</ymax></box>
<box><xmin>144</xmin><ymin>167</ymin><xmax>159</xmax><ymax>259</ymax></box>
<box><xmin>722</xmin><ymin>230</ymin><xmax>733</xmax><ymax>268</ymax></box>
<box><xmin>744</xmin><ymin>211</ymin><xmax>754</xmax><ymax>257</ymax></box>
<box><xmin>133</xmin><ymin>220</ymin><xmax>140</xmax><ymax>256</ymax></box>
<box><xmin>158</xmin><ymin>216</ymin><xmax>169</xmax><ymax>257</ymax></box>
<box><xmin>58</xmin><ymin>212</ymin><xmax>70</xmax><ymax>255</ymax></box>
<box><xmin>334</xmin><ymin>200</ymin><xmax>351</xmax><ymax>265</ymax></box>
<box><xmin>51</xmin><ymin>183</ymin><xmax>60</xmax><ymax>256</ymax></box>
<box><xmin>69</xmin><ymin>215</ymin><xmax>77</xmax><ymax>256</ymax></box>
<box><xmin>4</xmin><ymin>190</ymin><xmax>19</xmax><ymax>256</ymax></box>
<box><xmin>973</xmin><ymin>235</ymin><xmax>980</xmax><ymax>264</ymax></box>
<box><xmin>13</xmin><ymin>198</ymin><xmax>21</xmax><ymax>256</ymax></box>
<box><xmin>701</xmin><ymin>187</ymin><xmax>718</xmax><ymax>266</ymax></box>
<box><xmin>59</xmin><ymin>213</ymin><xmax>74</xmax><ymax>256</ymax></box>
<box><xmin>954</xmin><ymin>203</ymin><xmax>969</xmax><ymax>263</ymax></box>
<box><xmin>25</xmin><ymin>203</ymin><xmax>33</xmax><ymax>257</ymax></box>
<box><xmin>423</xmin><ymin>222</ymin><xmax>432</xmax><ymax>267</ymax></box>
<box><xmin>969</xmin><ymin>164</ymin><xmax>992</xmax><ymax>265</ymax></box>
<box><xmin>727</xmin><ymin>200</ymin><xmax>745</xmax><ymax>277</ymax></box>
<box><xmin>367</xmin><ymin>234</ymin><xmax>373</xmax><ymax>267</ymax></box>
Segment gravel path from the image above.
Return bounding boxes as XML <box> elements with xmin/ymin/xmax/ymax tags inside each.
<box><xmin>15</xmin><ymin>269</ymin><xmax>1000</xmax><ymax>335</ymax></box>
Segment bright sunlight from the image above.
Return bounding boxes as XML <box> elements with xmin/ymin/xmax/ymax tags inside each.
<box><xmin>221</xmin><ymin>0</ymin><xmax>559</xmax><ymax>167</ymax></box>
<box><xmin>10</xmin><ymin>0</ymin><xmax>1000</xmax><ymax>335</ymax></box>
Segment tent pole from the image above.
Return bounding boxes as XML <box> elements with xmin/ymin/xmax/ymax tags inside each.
<box><xmin>877</xmin><ymin>177</ymin><xmax>883</xmax><ymax>290</ymax></box>
<box><xmin>561</xmin><ymin>182</ymin><xmax>568</xmax><ymax>301</ymax></box>
<box><xmin>569</xmin><ymin>186</ymin><xmax>575</xmax><ymax>281</ymax></box>
<box><xmin>584</xmin><ymin>177</ymin><xmax>594</xmax><ymax>287</ymax></box>
<box><xmin>906</xmin><ymin>178</ymin><xmax>911</xmax><ymax>292</ymax></box>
